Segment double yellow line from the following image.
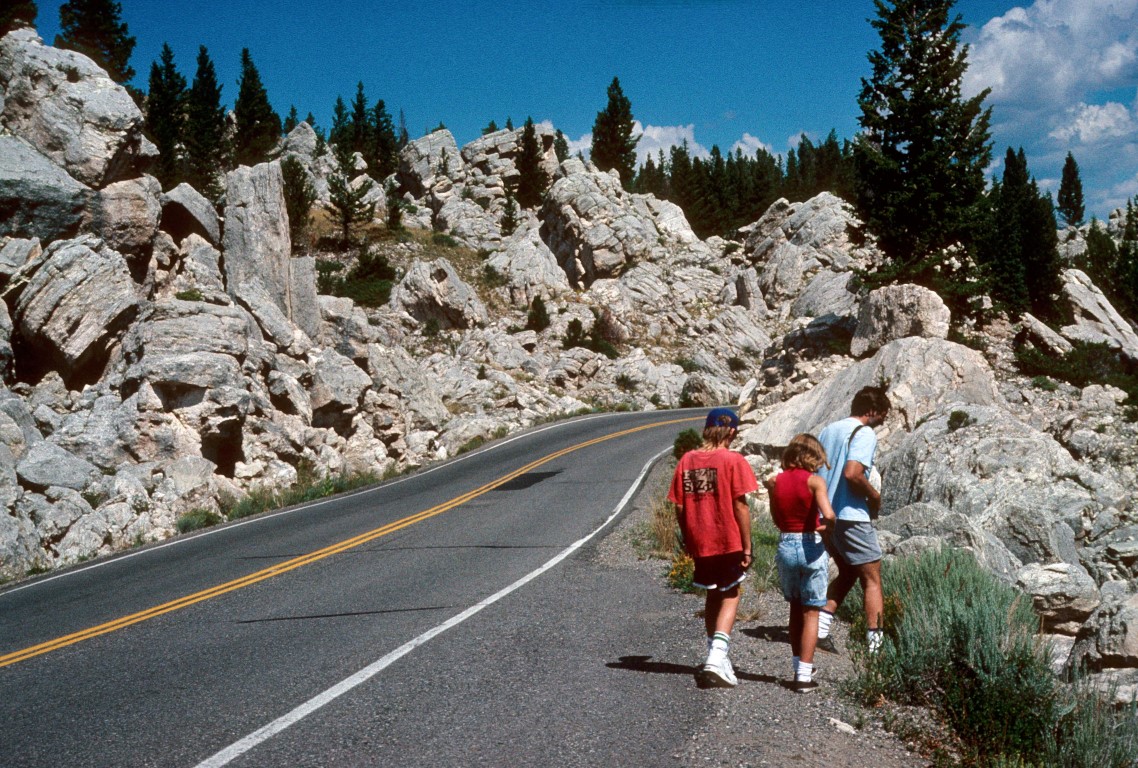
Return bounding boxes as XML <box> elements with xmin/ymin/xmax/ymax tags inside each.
<box><xmin>0</xmin><ymin>416</ymin><xmax>697</xmax><ymax>668</ymax></box>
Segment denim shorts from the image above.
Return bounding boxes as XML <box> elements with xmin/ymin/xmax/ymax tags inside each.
<box><xmin>776</xmin><ymin>532</ymin><xmax>829</xmax><ymax>607</ymax></box>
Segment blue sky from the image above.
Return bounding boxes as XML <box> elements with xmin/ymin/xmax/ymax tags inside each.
<box><xmin>31</xmin><ymin>0</ymin><xmax>1138</xmax><ymax>220</ymax></box>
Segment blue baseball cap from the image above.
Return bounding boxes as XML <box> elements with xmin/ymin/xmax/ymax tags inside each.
<box><xmin>705</xmin><ymin>407</ymin><xmax>739</xmax><ymax>430</ymax></box>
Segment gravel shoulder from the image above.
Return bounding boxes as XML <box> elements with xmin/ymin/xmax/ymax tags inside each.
<box><xmin>591</xmin><ymin>456</ymin><xmax>930</xmax><ymax>768</ymax></box>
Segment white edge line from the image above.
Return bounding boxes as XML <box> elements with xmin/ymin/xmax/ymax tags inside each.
<box><xmin>193</xmin><ymin>446</ymin><xmax>670</xmax><ymax>768</ymax></box>
<box><xmin>0</xmin><ymin>413</ymin><xmax>631</xmax><ymax>597</ymax></box>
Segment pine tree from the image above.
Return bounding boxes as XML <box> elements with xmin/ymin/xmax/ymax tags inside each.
<box><xmin>500</xmin><ymin>193</ymin><xmax>518</xmax><ymax>237</ymax></box>
<box><xmin>349</xmin><ymin>81</ymin><xmax>372</xmax><ymax>158</ymax></box>
<box><xmin>1</xmin><ymin>1</ymin><xmax>37</xmax><ymax>35</ymax></box>
<box><xmin>515</xmin><ymin>117</ymin><xmax>549</xmax><ymax>209</ymax></box>
<box><xmin>56</xmin><ymin>0</ymin><xmax>135</xmax><ymax>84</ymax></box>
<box><xmin>283</xmin><ymin>105</ymin><xmax>299</xmax><ymax>134</ymax></box>
<box><xmin>280</xmin><ymin>155</ymin><xmax>316</xmax><ymax>251</ymax></box>
<box><xmin>232</xmin><ymin>48</ymin><xmax>280</xmax><ymax>167</ymax></box>
<box><xmin>371</xmin><ymin>99</ymin><xmax>398</xmax><ymax>180</ymax></box>
<box><xmin>554</xmin><ymin>130</ymin><xmax>570</xmax><ymax>163</ymax></box>
<box><xmin>397</xmin><ymin>110</ymin><xmax>410</xmax><ymax>149</ymax></box>
<box><xmin>854</xmin><ymin>0</ymin><xmax>993</xmax><ymax>311</ymax></box>
<box><xmin>329</xmin><ymin>96</ymin><xmax>350</xmax><ymax>154</ymax></box>
<box><xmin>1057</xmin><ymin>152</ymin><xmax>1085</xmax><ymax>227</ymax></box>
<box><xmin>590</xmin><ymin>77</ymin><xmax>639</xmax><ymax>190</ymax></box>
<box><xmin>145</xmin><ymin>43</ymin><xmax>186</xmax><ymax>190</ymax></box>
<box><xmin>482</xmin><ymin>120</ymin><xmax>499</xmax><ymax>135</ymax></box>
<box><xmin>1119</xmin><ymin>199</ymin><xmax>1138</xmax><ymax>316</ymax></box>
<box><xmin>183</xmin><ymin>45</ymin><xmax>226</xmax><ymax>199</ymax></box>
<box><xmin>328</xmin><ymin>153</ymin><xmax>375</xmax><ymax>246</ymax></box>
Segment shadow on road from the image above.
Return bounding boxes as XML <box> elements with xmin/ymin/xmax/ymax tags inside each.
<box><xmin>607</xmin><ymin>655</ymin><xmax>783</xmax><ymax>687</ymax></box>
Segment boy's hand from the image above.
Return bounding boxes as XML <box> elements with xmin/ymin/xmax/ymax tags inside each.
<box><xmin>741</xmin><ymin>551</ymin><xmax>753</xmax><ymax>569</ymax></box>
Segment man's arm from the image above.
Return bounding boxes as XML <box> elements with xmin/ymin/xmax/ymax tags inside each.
<box><xmin>843</xmin><ymin>460</ymin><xmax>881</xmax><ymax>514</ymax></box>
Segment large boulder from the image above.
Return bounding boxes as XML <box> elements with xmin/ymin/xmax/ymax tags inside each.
<box><xmin>484</xmin><ymin>223</ymin><xmax>573</xmax><ymax>308</ymax></box>
<box><xmin>390</xmin><ymin>258</ymin><xmax>488</xmax><ymax>330</ymax></box>
<box><xmin>850</xmin><ymin>283</ymin><xmax>951</xmax><ymax>358</ymax></box>
<box><xmin>223</xmin><ymin>161</ymin><xmax>319</xmax><ymax>339</ymax></box>
<box><xmin>95</xmin><ymin>174</ymin><xmax>162</xmax><ymax>256</ymax></box>
<box><xmin>15</xmin><ymin>440</ymin><xmax>99</xmax><ymax>492</ymax></box>
<box><xmin>8</xmin><ymin>235</ymin><xmax>141</xmax><ymax>383</ymax></box>
<box><xmin>739</xmin><ymin>336</ymin><xmax>1000</xmax><ymax>451</ymax></box>
<box><xmin>0</xmin><ymin>28</ymin><xmax>155</xmax><ymax>187</ymax></box>
<box><xmin>0</xmin><ymin>135</ymin><xmax>92</xmax><ymax>243</ymax></box>
<box><xmin>160</xmin><ymin>183</ymin><xmax>221</xmax><ymax>245</ymax></box>
<box><xmin>1059</xmin><ymin>269</ymin><xmax>1138</xmax><ymax>362</ymax></box>
<box><xmin>397</xmin><ymin>129</ymin><xmax>465</xmax><ymax>206</ymax></box>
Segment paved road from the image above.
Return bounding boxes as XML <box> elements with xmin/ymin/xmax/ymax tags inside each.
<box><xmin>0</xmin><ymin>410</ymin><xmax>709</xmax><ymax>767</ymax></box>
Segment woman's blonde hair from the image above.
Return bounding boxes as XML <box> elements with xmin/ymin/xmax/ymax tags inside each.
<box><xmin>781</xmin><ymin>433</ymin><xmax>829</xmax><ymax>472</ymax></box>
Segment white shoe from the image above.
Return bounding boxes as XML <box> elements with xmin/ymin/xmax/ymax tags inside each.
<box><xmin>700</xmin><ymin>653</ymin><xmax>738</xmax><ymax>688</ymax></box>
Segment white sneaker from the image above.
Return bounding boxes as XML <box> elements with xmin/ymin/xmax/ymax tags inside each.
<box><xmin>700</xmin><ymin>653</ymin><xmax>738</xmax><ymax>688</ymax></box>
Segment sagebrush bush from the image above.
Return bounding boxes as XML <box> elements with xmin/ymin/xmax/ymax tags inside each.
<box><xmin>844</xmin><ymin>547</ymin><xmax>1057</xmax><ymax>762</ymax></box>
<box><xmin>672</xmin><ymin>428</ymin><xmax>703</xmax><ymax>459</ymax></box>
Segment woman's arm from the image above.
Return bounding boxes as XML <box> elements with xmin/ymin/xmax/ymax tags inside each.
<box><xmin>808</xmin><ymin>475</ymin><xmax>837</xmax><ymax>527</ymax></box>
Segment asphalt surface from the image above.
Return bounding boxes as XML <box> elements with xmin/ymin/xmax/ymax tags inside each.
<box><xmin>0</xmin><ymin>410</ymin><xmax>710</xmax><ymax>767</ymax></box>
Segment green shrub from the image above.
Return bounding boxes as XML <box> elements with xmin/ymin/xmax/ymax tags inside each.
<box><xmin>843</xmin><ymin>547</ymin><xmax>1058</xmax><ymax>763</ymax></box>
<box><xmin>481</xmin><ymin>263</ymin><xmax>508</xmax><ymax>288</ymax></box>
<box><xmin>615</xmin><ymin>373</ymin><xmax>636</xmax><ymax>392</ymax></box>
<box><xmin>175</xmin><ymin>288</ymin><xmax>204</xmax><ymax>302</ymax></box>
<box><xmin>431</xmin><ymin>232</ymin><xmax>459</xmax><ymax>248</ymax></box>
<box><xmin>1032</xmin><ymin>375</ymin><xmax>1058</xmax><ymax>391</ymax></box>
<box><xmin>667</xmin><ymin>552</ymin><xmax>697</xmax><ymax>592</ymax></box>
<box><xmin>1016</xmin><ymin>340</ymin><xmax>1138</xmax><ymax>402</ymax></box>
<box><xmin>947</xmin><ymin>410</ymin><xmax>974</xmax><ymax>431</ymax></box>
<box><xmin>316</xmin><ymin>249</ymin><xmax>396</xmax><ymax>308</ymax></box>
<box><xmin>561</xmin><ymin>318</ymin><xmax>619</xmax><ymax>359</ymax></box>
<box><xmin>727</xmin><ymin>356</ymin><xmax>748</xmax><ymax>373</ymax></box>
<box><xmin>423</xmin><ymin>318</ymin><xmax>441</xmax><ymax>337</ymax></box>
<box><xmin>1046</xmin><ymin>674</ymin><xmax>1138</xmax><ymax>767</ymax></box>
<box><xmin>177</xmin><ymin>508</ymin><xmax>222</xmax><ymax>533</ymax></box>
<box><xmin>675</xmin><ymin>357</ymin><xmax>701</xmax><ymax>373</ymax></box>
<box><xmin>748</xmin><ymin>515</ymin><xmax>781</xmax><ymax>593</ymax></box>
<box><xmin>672</xmin><ymin>428</ymin><xmax>703</xmax><ymax>459</ymax></box>
<box><xmin>526</xmin><ymin>295</ymin><xmax>550</xmax><ymax>332</ymax></box>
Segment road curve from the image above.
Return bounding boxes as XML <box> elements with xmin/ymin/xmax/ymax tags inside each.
<box><xmin>0</xmin><ymin>409</ymin><xmax>707</xmax><ymax>767</ymax></box>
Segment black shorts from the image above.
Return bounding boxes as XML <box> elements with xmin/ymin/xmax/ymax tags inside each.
<box><xmin>692</xmin><ymin>552</ymin><xmax>747</xmax><ymax>591</ymax></box>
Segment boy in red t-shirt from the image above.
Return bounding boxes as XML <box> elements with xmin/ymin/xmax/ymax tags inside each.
<box><xmin>769</xmin><ymin>433</ymin><xmax>837</xmax><ymax>692</ymax></box>
<box><xmin>668</xmin><ymin>408</ymin><xmax>758</xmax><ymax>688</ymax></box>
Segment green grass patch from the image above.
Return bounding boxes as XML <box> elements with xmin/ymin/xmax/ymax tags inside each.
<box><xmin>176</xmin><ymin>508</ymin><xmax>222</xmax><ymax>533</ymax></box>
<box><xmin>225</xmin><ymin>464</ymin><xmax>381</xmax><ymax>521</ymax></box>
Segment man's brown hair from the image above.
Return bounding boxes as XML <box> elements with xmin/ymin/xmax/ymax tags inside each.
<box><xmin>851</xmin><ymin>385</ymin><xmax>891</xmax><ymax>417</ymax></box>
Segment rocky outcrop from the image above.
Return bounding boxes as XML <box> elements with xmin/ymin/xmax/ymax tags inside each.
<box><xmin>160</xmin><ymin>183</ymin><xmax>221</xmax><ymax>246</ymax></box>
<box><xmin>0</xmin><ymin>28</ymin><xmax>155</xmax><ymax>187</ymax></box>
<box><xmin>1059</xmin><ymin>268</ymin><xmax>1138</xmax><ymax>362</ymax></box>
<box><xmin>849</xmin><ymin>284</ymin><xmax>950</xmax><ymax>358</ymax></box>
<box><xmin>0</xmin><ymin>135</ymin><xmax>92</xmax><ymax>243</ymax></box>
<box><xmin>95</xmin><ymin>175</ymin><xmax>162</xmax><ymax>256</ymax></box>
<box><xmin>390</xmin><ymin>258</ymin><xmax>488</xmax><ymax>330</ymax></box>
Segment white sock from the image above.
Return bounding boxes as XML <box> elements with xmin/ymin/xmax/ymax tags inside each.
<box><xmin>792</xmin><ymin>655</ymin><xmax>800</xmax><ymax>678</ymax></box>
<box><xmin>710</xmin><ymin>631</ymin><xmax>730</xmax><ymax>654</ymax></box>
<box><xmin>796</xmin><ymin>661</ymin><xmax>814</xmax><ymax>683</ymax></box>
<box><xmin>867</xmin><ymin>628</ymin><xmax>883</xmax><ymax>653</ymax></box>
<box><xmin>818</xmin><ymin>610</ymin><xmax>834</xmax><ymax>639</ymax></box>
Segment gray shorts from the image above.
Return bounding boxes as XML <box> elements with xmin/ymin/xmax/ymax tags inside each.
<box><xmin>827</xmin><ymin>520</ymin><xmax>882</xmax><ymax>566</ymax></box>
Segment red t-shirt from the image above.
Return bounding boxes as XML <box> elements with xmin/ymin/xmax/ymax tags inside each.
<box><xmin>668</xmin><ymin>448</ymin><xmax>758</xmax><ymax>558</ymax></box>
<box><xmin>770</xmin><ymin>468</ymin><xmax>820</xmax><ymax>533</ymax></box>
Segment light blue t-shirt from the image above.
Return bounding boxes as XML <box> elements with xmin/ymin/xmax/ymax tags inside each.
<box><xmin>817</xmin><ymin>416</ymin><xmax>877</xmax><ymax>523</ymax></box>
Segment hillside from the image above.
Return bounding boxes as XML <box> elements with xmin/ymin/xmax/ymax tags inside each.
<box><xmin>2</xmin><ymin>26</ymin><xmax>1138</xmax><ymax>702</ymax></box>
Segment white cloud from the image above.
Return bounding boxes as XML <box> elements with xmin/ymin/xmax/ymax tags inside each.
<box><xmin>731</xmin><ymin>132</ymin><xmax>773</xmax><ymax>157</ymax></box>
<box><xmin>1049</xmin><ymin>101</ymin><xmax>1137</xmax><ymax>143</ymax></box>
<box><xmin>633</xmin><ymin>121</ymin><xmax>710</xmax><ymax>165</ymax></box>
<box><xmin>964</xmin><ymin>0</ymin><xmax>1138</xmax><ymax>106</ymax></box>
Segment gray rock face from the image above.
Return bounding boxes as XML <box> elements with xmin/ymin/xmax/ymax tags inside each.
<box><xmin>0</xmin><ymin>28</ymin><xmax>154</xmax><ymax>187</ymax></box>
<box><xmin>1017</xmin><ymin>562</ymin><xmax>1101</xmax><ymax>634</ymax></box>
<box><xmin>850</xmin><ymin>284</ymin><xmax>950</xmax><ymax>358</ymax></box>
<box><xmin>223</xmin><ymin>161</ymin><xmax>319</xmax><ymax>339</ymax></box>
<box><xmin>9</xmin><ymin>235</ymin><xmax>141</xmax><ymax>382</ymax></box>
<box><xmin>95</xmin><ymin>174</ymin><xmax>162</xmax><ymax>255</ymax></box>
<box><xmin>15</xmin><ymin>440</ymin><xmax>98</xmax><ymax>491</ymax></box>
<box><xmin>306</xmin><ymin>348</ymin><xmax>371</xmax><ymax>434</ymax></box>
<box><xmin>1059</xmin><ymin>269</ymin><xmax>1138</xmax><ymax>361</ymax></box>
<box><xmin>540</xmin><ymin>161</ymin><xmax>658</xmax><ymax>287</ymax></box>
<box><xmin>160</xmin><ymin>183</ymin><xmax>221</xmax><ymax>245</ymax></box>
<box><xmin>740</xmin><ymin>336</ymin><xmax>999</xmax><ymax>450</ymax></box>
<box><xmin>0</xmin><ymin>135</ymin><xmax>92</xmax><ymax>243</ymax></box>
<box><xmin>398</xmin><ymin>129</ymin><xmax>464</xmax><ymax>204</ymax></box>
<box><xmin>485</xmin><ymin>224</ymin><xmax>572</xmax><ymax>308</ymax></box>
<box><xmin>391</xmin><ymin>258</ymin><xmax>488</xmax><ymax>330</ymax></box>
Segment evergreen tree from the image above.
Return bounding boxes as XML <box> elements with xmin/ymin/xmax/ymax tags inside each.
<box><xmin>505</xmin><ymin>116</ymin><xmax>514</xmax><ymax>131</ymax></box>
<box><xmin>145</xmin><ymin>43</ymin><xmax>186</xmax><ymax>190</ymax></box>
<box><xmin>370</xmin><ymin>99</ymin><xmax>398</xmax><ymax>179</ymax></box>
<box><xmin>183</xmin><ymin>45</ymin><xmax>226</xmax><ymax>199</ymax></box>
<box><xmin>981</xmin><ymin>148</ymin><xmax>1063</xmax><ymax>319</ymax></box>
<box><xmin>1</xmin><ymin>1</ymin><xmax>37</xmax><ymax>35</ymax></box>
<box><xmin>283</xmin><ymin>105</ymin><xmax>299</xmax><ymax>134</ymax></box>
<box><xmin>515</xmin><ymin>117</ymin><xmax>549</xmax><ymax>209</ymax></box>
<box><xmin>853</xmin><ymin>0</ymin><xmax>993</xmax><ymax>312</ymax></box>
<box><xmin>554</xmin><ymin>129</ymin><xmax>570</xmax><ymax>163</ymax></box>
<box><xmin>56</xmin><ymin>0</ymin><xmax>135</xmax><ymax>84</ymax></box>
<box><xmin>1119</xmin><ymin>199</ymin><xmax>1138</xmax><ymax>316</ymax></box>
<box><xmin>482</xmin><ymin>120</ymin><xmax>499</xmax><ymax>135</ymax></box>
<box><xmin>500</xmin><ymin>193</ymin><xmax>518</xmax><ymax>237</ymax></box>
<box><xmin>1081</xmin><ymin>218</ymin><xmax>1118</xmax><ymax>283</ymax></box>
<box><xmin>233</xmin><ymin>48</ymin><xmax>281</xmax><ymax>167</ymax></box>
<box><xmin>328</xmin><ymin>153</ymin><xmax>375</xmax><ymax>245</ymax></box>
<box><xmin>329</xmin><ymin>96</ymin><xmax>350</xmax><ymax>154</ymax></box>
<box><xmin>1057</xmin><ymin>152</ymin><xmax>1085</xmax><ymax>227</ymax></box>
<box><xmin>349</xmin><ymin>81</ymin><xmax>372</xmax><ymax>157</ymax></box>
<box><xmin>590</xmin><ymin>77</ymin><xmax>639</xmax><ymax>189</ymax></box>
<box><xmin>397</xmin><ymin>110</ymin><xmax>410</xmax><ymax>148</ymax></box>
<box><xmin>280</xmin><ymin>155</ymin><xmax>316</xmax><ymax>250</ymax></box>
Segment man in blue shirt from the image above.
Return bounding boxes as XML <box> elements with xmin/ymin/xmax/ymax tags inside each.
<box><xmin>815</xmin><ymin>385</ymin><xmax>891</xmax><ymax>654</ymax></box>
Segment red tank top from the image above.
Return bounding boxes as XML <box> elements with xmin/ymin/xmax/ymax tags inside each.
<box><xmin>770</xmin><ymin>468</ymin><xmax>820</xmax><ymax>533</ymax></box>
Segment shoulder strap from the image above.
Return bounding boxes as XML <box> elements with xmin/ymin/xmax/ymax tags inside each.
<box><xmin>847</xmin><ymin>424</ymin><xmax>866</xmax><ymax>449</ymax></box>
